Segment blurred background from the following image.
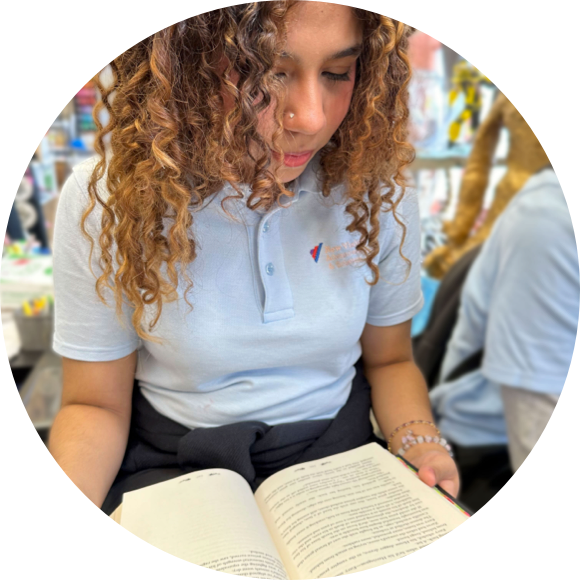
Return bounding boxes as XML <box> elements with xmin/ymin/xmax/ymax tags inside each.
<box><xmin>2</xmin><ymin>30</ymin><xmax>560</xmax><ymax>512</ymax></box>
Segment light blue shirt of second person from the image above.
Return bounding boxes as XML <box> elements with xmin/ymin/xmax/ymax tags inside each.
<box><xmin>430</xmin><ymin>169</ymin><xmax>579</xmax><ymax>446</ymax></box>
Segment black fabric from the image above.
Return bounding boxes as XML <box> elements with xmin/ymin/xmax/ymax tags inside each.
<box><xmin>7</xmin><ymin>203</ymin><xmax>25</xmax><ymax>240</ymax></box>
<box><xmin>413</xmin><ymin>245</ymin><xmax>482</xmax><ymax>388</ymax></box>
<box><xmin>444</xmin><ymin>348</ymin><xmax>484</xmax><ymax>383</ymax></box>
<box><xmin>454</xmin><ymin>444</ymin><xmax>513</xmax><ymax>513</ymax></box>
<box><xmin>102</xmin><ymin>360</ymin><xmax>382</xmax><ymax>515</ymax></box>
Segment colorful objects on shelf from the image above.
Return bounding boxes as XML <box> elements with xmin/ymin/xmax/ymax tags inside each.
<box><xmin>21</xmin><ymin>295</ymin><xmax>52</xmax><ymax>317</ymax></box>
<box><xmin>3</xmin><ymin>240</ymin><xmax>48</xmax><ymax>258</ymax></box>
<box><xmin>1</xmin><ymin>245</ymin><xmax>54</xmax><ymax>311</ymax></box>
<box><xmin>75</xmin><ymin>80</ymin><xmax>98</xmax><ymax>133</ymax></box>
<box><xmin>447</xmin><ymin>61</ymin><xmax>492</xmax><ymax>147</ymax></box>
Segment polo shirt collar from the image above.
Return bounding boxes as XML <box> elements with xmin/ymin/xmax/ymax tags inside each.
<box><xmin>294</xmin><ymin>150</ymin><xmax>323</xmax><ymax>197</ymax></box>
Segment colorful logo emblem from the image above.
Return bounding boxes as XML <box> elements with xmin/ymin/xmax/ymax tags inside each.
<box><xmin>310</xmin><ymin>243</ymin><xmax>323</xmax><ymax>263</ymax></box>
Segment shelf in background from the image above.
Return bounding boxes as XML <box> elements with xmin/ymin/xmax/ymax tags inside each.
<box><xmin>410</xmin><ymin>154</ymin><xmax>506</xmax><ymax>171</ymax></box>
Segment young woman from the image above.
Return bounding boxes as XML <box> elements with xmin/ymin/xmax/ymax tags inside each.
<box><xmin>49</xmin><ymin>1</ymin><xmax>459</xmax><ymax>513</ymax></box>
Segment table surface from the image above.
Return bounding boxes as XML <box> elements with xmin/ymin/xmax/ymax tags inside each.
<box><xmin>17</xmin><ymin>349</ymin><xmax>63</xmax><ymax>431</ymax></box>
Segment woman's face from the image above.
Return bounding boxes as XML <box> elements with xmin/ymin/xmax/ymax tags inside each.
<box><xmin>258</xmin><ymin>1</ymin><xmax>363</xmax><ymax>183</ymax></box>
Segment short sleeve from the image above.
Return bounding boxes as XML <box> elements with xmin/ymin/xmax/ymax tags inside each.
<box><xmin>366</xmin><ymin>187</ymin><xmax>424</xmax><ymax>326</ymax></box>
<box><xmin>52</xmin><ymin>160</ymin><xmax>140</xmax><ymax>361</ymax></box>
<box><xmin>482</xmin><ymin>187</ymin><xmax>579</xmax><ymax>394</ymax></box>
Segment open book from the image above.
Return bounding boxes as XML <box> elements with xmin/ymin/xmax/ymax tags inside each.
<box><xmin>112</xmin><ymin>443</ymin><xmax>469</xmax><ymax>579</ymax></box>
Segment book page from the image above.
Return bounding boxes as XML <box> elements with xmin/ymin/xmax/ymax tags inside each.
<box><xmin>120</xmin><ymin>470</ymin><xmax>288</xmax><ymax>580</ymax></box>
<box><xmin>255</xmin><ymin>444</ymin><xmax>468</xmax><ymax>579</ymax></box>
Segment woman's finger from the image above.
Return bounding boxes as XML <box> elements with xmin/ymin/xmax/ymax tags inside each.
<box><xmin>417</xmin><ymin>465</ymin><xmax>437</xmax><ymax>487</ymax></box>
<box><xmin>416</xmin><ymin>452</ymin><xmax>460</xmax><ymax>497</ymax></box>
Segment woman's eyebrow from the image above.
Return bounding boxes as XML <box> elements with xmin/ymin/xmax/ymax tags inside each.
<box><xmin>279</xmin><ymin>43</ymin><xmax>363</xmax><ymax>63</ymax></box>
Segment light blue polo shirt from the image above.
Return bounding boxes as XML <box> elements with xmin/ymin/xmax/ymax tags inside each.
<box><xmin>53</xmin><ymin>153</ymin><xmax>423</xmax><ymax>429</ymax></box>
<box><xmin>430</xmin><ymin>169</ymin><xmax>579</xmax><ymax>445</ymax></box>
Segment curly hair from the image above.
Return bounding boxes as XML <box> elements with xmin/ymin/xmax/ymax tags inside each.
<box><xmin>85</xmin><ymin>1</ymin><xmax>415</xmax><ymax>341</ymax></box>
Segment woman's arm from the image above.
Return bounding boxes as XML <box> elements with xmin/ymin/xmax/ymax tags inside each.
<box><xmin>361</xmin><ymin>321</ymin><xmax>460</xmax><ymax>496</ymax></box>
<box><xmin>48</xmin><ymin>351</ymin><xmax>137</xmax><ymax>508</ymax></box>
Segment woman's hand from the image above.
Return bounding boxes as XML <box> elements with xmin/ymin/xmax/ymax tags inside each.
<box><xmin>403</xmin><ymin>445</ymin><xmax>460</xmax><ymax>498</ymax></box>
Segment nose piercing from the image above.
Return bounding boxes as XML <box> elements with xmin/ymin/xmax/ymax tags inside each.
<box><xmin>288</xmin><ymin>112</ymin><xmax>295</xmax><ymax>119</ymax></box>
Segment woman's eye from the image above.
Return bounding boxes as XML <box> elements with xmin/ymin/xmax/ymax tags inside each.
<box><xmin>323</xmin><ymin>71</ymin><xmax>351</xmax><ymax>82</ymax></box>
<box><xmin>274</xmin><ymin>72</ymin><xmax>287</xmax><ymax>79</ymax></box>
<box><xmin>324</xmin><ymin>72</ymin><xmax>350</xmax><ymax>81</ymax></box>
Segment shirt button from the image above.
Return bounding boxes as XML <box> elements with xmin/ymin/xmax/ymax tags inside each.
<box><xmin>265</xmin><ymin>262</ymin><xmax>275</xmax><ymax>276</ymax></box>
<box><xmin>262</xmin><ymin>221</ymin><xmax>270</xmax><ymax>233</ymax></box>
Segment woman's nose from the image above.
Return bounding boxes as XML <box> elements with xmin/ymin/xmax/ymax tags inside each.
<box><xmin>285</xmin><ymin>80</ymin><xmax>326</xmax><ymax>136</ymax></box>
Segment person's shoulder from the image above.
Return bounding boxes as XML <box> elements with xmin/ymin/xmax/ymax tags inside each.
<box><xmin>492</xmin><ymin>170</ymin><xmax>577</xmax><ymax>276</ymax></box>
<box><xmin>500</xmin><ymin>170</ymin><xmax>572</xmax><ymax>243</ymax></box>
<box><xmin>506</xmin><ymin>170</ymin><xmax>568</xmax><ymax>222</ymax></box>
<box><xmin>71</xmin><ymin>155</ymin><xmax>99</xmax><ymax>179</ymax></box>
<box><xmin>56</xmin><ymin>156</ymin><xmax>106</xmax><ymax>234</ymax></box>
<box><xmin>64</xmin><ymin>156</ymin><xmax>100</xmax><ymax>194</ymax></box>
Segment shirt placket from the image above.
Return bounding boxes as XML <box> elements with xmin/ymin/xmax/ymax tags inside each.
<box><xmin>257</xmin><ymin>205</ymin><xmax>295</xmax><ymax>323</ymax></box>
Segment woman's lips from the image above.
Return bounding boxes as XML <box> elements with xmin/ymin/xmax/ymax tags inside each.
<box><xmin>271</xmin><ymin>149</ymin><xmax>314</xmax><ymax>168</ymax></box>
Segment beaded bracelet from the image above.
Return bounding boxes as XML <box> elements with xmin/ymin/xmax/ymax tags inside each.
<box><xmin>386</xmin><ymin>420</ymin><xmax>440</xmax><ymax>453</ymax></box>
<box><xmin>396</xmin><ymin>429</ymin><xmax>454</xmax><ymax>458</ymax></box>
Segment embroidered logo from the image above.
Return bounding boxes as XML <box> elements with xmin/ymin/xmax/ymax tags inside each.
<box><xmin>310</xmin><ymin>243</ymin><xmax>323</xmax><ymax>263</ymax></box>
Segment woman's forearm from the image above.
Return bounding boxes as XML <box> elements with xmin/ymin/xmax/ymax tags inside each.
<box><xmin>48</xmin><ymin>404</ymin><xmax>131</xmax><ymax>508</ymax></box>
<box><xmin>366</xmin><ymin>360</ymin><xmax>442</xmax><ymax>456</ymax></box>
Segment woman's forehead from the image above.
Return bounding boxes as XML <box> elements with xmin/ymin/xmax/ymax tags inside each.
<box><xmin>284</xmin><ymin>2</ymin><xmax>363</xmax><ymax>60</ymax></box>
<box><xmin>285</xmin><ymin>2</ymin><xmax>361</xmax><ymax>35</ymax></box>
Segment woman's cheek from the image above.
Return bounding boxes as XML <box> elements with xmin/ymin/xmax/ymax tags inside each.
<box><xmin>330</xmin><ymin>83</ymin><xmax>356</xmax><ymax>128</ymax></box>
<box><xmin>256</xmin><ymin>101</ymin><xmax>277</xmax><ymax>143</ymax></box>
<box><xmin>329</xmin><ymin>63</ymin><xmax>357</xmax><ymax>127</ymax></box>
